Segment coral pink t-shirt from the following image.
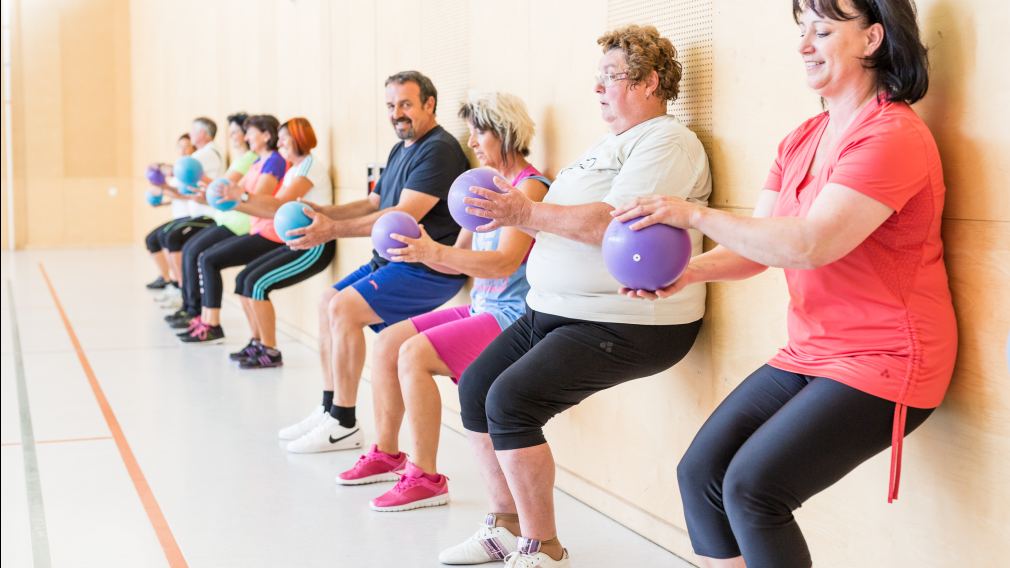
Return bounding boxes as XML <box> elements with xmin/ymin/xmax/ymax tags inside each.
<box><xmin>764</xmin><ymin>97</ymin><xmax>957</xmax><ymax>500</ymax></box>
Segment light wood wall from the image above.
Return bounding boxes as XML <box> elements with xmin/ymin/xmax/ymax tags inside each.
<box><xmin>3</xmin><ymin>0</ymin><xmax>133</xmax><ymax>249</ymax></box>
<box><xmin>6</xmin><ymin>0</ymin><xmax>1008</xmax><ymax>565</ymax></box>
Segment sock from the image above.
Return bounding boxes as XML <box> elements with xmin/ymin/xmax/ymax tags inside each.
<box><xmin>322</xmin><ymin>391</ymin><xmax>334</xmax><ymax>413</ymax></box>
<box><xmin>538</xmin><ymin>537</ymin><xmax>564</xmax><ymax>561</ymax></box>
<box><xmin>493</xmin><ymin>512</ymin><xmax>520</xmax><ymax>535</ymax></box>
<box><xmin>329</xmin><ymin>405</ymin><xmax>356</xmax><ymax>428</ymax></box>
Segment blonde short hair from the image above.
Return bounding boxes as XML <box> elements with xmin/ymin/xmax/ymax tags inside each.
<box><xmin>597</xmin><ymin>25</ymin><xmax>683</xmax><ymax>102</ymax></box>
<box><xmin>458</xmin><ymin>91</ymin><xmax>535</xmax><ymax>165</ymax></box>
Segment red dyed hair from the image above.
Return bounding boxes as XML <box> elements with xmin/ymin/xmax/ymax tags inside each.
<box><xmin>282</xmin><ymin>117</ymin><xmax>317</xmax><ymax>156</ymax></box>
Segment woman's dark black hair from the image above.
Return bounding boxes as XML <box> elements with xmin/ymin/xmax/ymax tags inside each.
<box><xmin>793</xmin><ymin>0</ymin><xmax>929</xmax><ymax>103</ymax></box>
<box><xmin>227</xmin><ymin>112</ymin><xmax>250</xmax><ymax>132</ymax></box>
<box><xmin>243</xmin><ymin>115</ymin><xmax>280</xmax><ymax>151</ymax></box>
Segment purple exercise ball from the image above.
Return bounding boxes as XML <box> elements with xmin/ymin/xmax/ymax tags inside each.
<box><xmin>145</xmin><ymin>165</ymin><xmax>165</xmax><ymax>186</ymax></box>
<box><xmin>602</xmin><ymin>217</ymin><xmax>692</xmax><ymax>291</ymax></box>
<box><xmin>372</xmin><ymin>210</ymin><xmax>421</xmax><ymax>260</ymax></box>
<box><xmin>448</xmin><ymin>168</ymin><xmax>501</xmax><ymax>231</ymax></box>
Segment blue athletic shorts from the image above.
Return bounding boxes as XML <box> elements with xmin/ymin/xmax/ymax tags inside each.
<box><xmin>333</xmin><ymin>261</ymin><xmax>466</xmax><ymax>332</ymax></box>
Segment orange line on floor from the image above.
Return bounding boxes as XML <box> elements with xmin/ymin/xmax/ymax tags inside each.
<box><xmin>2</xmin><ymin>436</ymin><xmax>114</xmax><ymax>447</ymax></box>
<box><xmin>39</xmin><ymin>262</ymin><xmax>188</xmax><ymax>568</ymax></box>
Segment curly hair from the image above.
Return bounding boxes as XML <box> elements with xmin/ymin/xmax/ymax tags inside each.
<box><xmin>597</xmin><ymin>25</ymin><xmax>683</xmax><ymax>102</ymax></box>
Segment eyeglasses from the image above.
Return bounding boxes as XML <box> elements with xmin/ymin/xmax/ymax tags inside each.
<box><xmin>594</xmin><ymin>71</ymin><xmax>630</xmax><ymax>88</ymax></box>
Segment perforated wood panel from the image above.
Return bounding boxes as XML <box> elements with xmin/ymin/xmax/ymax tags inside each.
<box><xmin>420</xmin><ymin>0</ymin><xmax>470</xmax><ymax>143</ymax></box>
<box><xmin>608</xmin><ymin>0</ymin><xmax>714</xmax><ymax>148</ymax></box>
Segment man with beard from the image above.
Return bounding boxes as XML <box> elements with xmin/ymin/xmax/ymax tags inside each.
<box><xmin>280</xmin><ymin>70</ymin><xmax>470</xmax><ymax>454</ymax></box>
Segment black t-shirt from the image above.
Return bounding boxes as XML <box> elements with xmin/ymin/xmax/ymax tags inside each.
<box><xmin>372</xmin><ymin>125</ymin><xmax>469</xmax><ymax>270</ymax></box>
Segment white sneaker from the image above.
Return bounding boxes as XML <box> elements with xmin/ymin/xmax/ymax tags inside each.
<box><xmin>439</xmin><ymin>514</ymin><xmax>518</xmax><ymax>564</ymax></box>
<box><xmin>154</xmin><ymin>285</ymin><xmax>181</xmax><ymax>303</ymax></box>
<box><xmin>278</xmin><ymin>406</ymin><xmax>327</xmax><ymax>441</ymax></box>
<box><xmin>285</xmin><ymin>415</ymin><xmax>363</xmax><ymax>453</ymax></box>
<box><xmin>159</xmin><ymin>296</ymin><xmax>183</xmax><ymax>311</ymax></box>
<box><xmin>503</xmin><ymin>538</ymin><xmax>569</xmax><ymax>568</ymax></box>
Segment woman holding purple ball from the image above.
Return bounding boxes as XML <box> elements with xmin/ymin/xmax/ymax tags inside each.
<box><xmin>437</xmin><ymin>25</ymin><xmax>711</xmax><ymax>567</ymax></box>
<box><xmin>332</xmin><ymin>91</ymin><xmax>549</xmax><ymax>513</ymax></box>
<box><xmin>614</xmin><ymin>1</ymin><xmax>956</xmax><ymax>566</ymax></box>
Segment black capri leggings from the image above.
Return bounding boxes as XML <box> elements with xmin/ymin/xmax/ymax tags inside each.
<box><xmin>235</xmin><ymin>241</ymin><xmax>335</xmax><ymax>301</ymax></box>
<box><xmin>676</xmin><ymin>364</ymin><xmax>933</xmax><ymax>568</ymax></box>
<box><xmin>198</xmin><ymin>234</ymin><xmax>281</xmax><ymax>309</ymax></box>
<box><xmin>145</xmin><ymin>219</ymin><xmax>178</xmax><ymax>253</ymax></box>
<box><xmin>458</xmin><ymin>309</ymin><xmax>702</xmax><ymax>451</ymax></box>
<box><xmin>161</xmin><ymin>215</ymin><xmax>215</xmax><ymax>252</ymax></box>
<box><xmin>180</xmin><ymin>225</ymin><xmax>235</xmax><ymax>314</ymax></box>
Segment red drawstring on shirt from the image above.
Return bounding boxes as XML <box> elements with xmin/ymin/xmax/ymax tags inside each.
<box><xmin>888</xmin><ymin>403</ymin><xmax>908</xmax><ymax>503</ymax></box>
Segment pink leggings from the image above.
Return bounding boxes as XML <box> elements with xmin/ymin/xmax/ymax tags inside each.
<box><xmin>409</xmin><ymin>305</ymin><xmax>502</xmax><ymax>382</ymax></box>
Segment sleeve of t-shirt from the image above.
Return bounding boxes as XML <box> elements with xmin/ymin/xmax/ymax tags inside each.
<box><xmin>402</xmin><ymin>140</ymin><xmax>463</xmax><ymax>199</ymax></box>
<box><xmin>195</xmin><ymin>148</ymin><xmax>223</xmax><ymax>179</ymax></box>
<box><xmin>764</xmin><ymin>135</ymin><xmax>790</xmax><ymax>192</ymax></box>
<box><xmin>372</xmin><ymin>145</ymin><xmax>400</xmax><ymax>196</ymax></box>
<box><xmin>601</xmin><ymin>126</ymin><xmax>707</xmax><ymax>208</ymax></box>
<box><xmin>261</xmin><ymin>152</ymin><xmax>288</xmax><ymax>180</ymax></box>
<box><xmin>828</xmin><ymin>119</ymin><xmax>929</xmax><ymax>213</ymax></box>
<box><xmin>228</xmin><ymin>151</ymin><xmax>258</xmax><ymax>176</ymax></box>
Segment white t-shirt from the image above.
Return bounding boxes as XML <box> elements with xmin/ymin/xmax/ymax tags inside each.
<box><xmin>166</xmin><ymin>177</ymin><xmax>189</xmax><ymax>218</ymax></box>
<box><xmin>281</xmin><ymin>153</ymin><xmax>333</xmax><ymax>206</ymax></box>
<box><xmin>187</xmin><ymin>143</ymin><xmax>224</xmax><ymax>218</ymax></box>
<box><xmin>525</xmin><ymin>115</ymin><xmax>712</xmax><ymax>325</ymax></box>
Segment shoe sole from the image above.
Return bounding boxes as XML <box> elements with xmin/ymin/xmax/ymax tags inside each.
<box><xmin>370</xmin><ymin>492</ymin><xmax>449</xmax><ymax>512</ymax></box>
<box><xmin>180</xmin><ymin>338</ymin><xmax>226</xmax><ymax>345</ymax></box>
<box><xmin>239</xmin><ymin>362</ymin><xmax>284</xmax><ymax>369</ymax></box>
<box><xmin>286</xmin><ymin>440</ymin><xmax>363</xmax><ymax>454</ymax></box>
<box><xmin>335</xmin><ymin>471</ymin><xmax>401</xmax><ymax>486</ymax></box>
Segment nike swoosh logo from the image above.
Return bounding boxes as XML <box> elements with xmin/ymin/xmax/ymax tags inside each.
<box><xmin>329</xmin><ymin>429</ymin><xmax>359</xmax><ymax>444</ymax></box>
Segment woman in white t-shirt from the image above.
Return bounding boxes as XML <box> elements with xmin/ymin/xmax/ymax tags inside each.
<box><xmin>438</xmin><ymin>25</ymin><xmax>711</xmax><ymax>567</ymax></box>
<box><xmin>226</xmin><ymin>117</ymin><xmax>335</xmax><ymax>368</ymax></box>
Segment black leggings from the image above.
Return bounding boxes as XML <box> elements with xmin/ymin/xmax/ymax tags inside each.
<box><xmin>677</xmin><ymin>365</ymin><xmax>933</xmax><ymax>568</ymax></box>
<box><xmin>181</xmin><ymin>226</ymin><xmax>235</xmax><ymax>314</ymax></box>
<box><xmin>458</xmin><ymin>309</ymin><xmax>701</xmax><ymax>451</ymax></box>
<box><xmin>145</xmin><ymin>220</ymin><xmax>177</xmax><ymax>253</ymax></box>
<box><xmin>235</xmin><ymin>241</ymin><xmax>335</xmax><ymax>301</ymax></box>
<box><xmin>162</xmin><ymin>216</ymin><xmax>215</xmax><ymax>252</ymax></box>
<box><xmin>198</xmin><ymin>233</ymin><xmax>281</xmax><ymax>309</ymax></box>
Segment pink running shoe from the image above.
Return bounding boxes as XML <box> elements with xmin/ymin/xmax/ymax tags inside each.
<box><xmin>370</xmin><ymin>462</ymin><xmax>449</xmax><ymax>512</ymax></box>
<box><xmin>336</xmin><ymin>444</ymin><xmax>406</xmax><ymax>486</ymax></box>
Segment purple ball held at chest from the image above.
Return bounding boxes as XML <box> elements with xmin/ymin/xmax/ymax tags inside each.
<box><xmin>145</xmin><ymin>165</ymin><xmax>165</xmax><ymax>186</ymax></box>
<box><xmin>448</xmin><ymin>167</ymin><xmax>501</xmax><ymax>231</ymax></box>
<box><xmin>372</xmin><ymin>210</ymin><xmax>421</xmax><ymax>260</ymax></box>
<box><xmin>602</xmin><ymin>217</ymin><xmax>692</xmax><ymax>291</ymax></box>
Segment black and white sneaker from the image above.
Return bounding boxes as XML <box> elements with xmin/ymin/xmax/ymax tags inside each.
<box><xmin>286</xmin><ymin>416</ymin><xmax>363</xmax><ymax>453</ymax></box>
<box><xmin>146</xmin><ymin>276</ymin><xmax>170</xmax><ymax>290</ymax></box>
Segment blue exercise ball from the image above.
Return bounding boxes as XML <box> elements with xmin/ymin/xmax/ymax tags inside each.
<box><xmin>274</xmin><ymin>201</ymin><xmax>312</xmax><ymax>242</ymax></box>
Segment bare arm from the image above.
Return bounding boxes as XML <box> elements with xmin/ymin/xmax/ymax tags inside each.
<box><xmin>235</xmin><ymin>175</ymin><xmax>313</xmax><ymax>218</ymax></box>
<box><xmin>286</xmin><ymin>189</ymin><xmax>440</xmax><ymax>250</ymax></box>
<box><xmin>389</xmin><ymin>178</ymin><xmax>549</xmax><ymax>276</ymax></box>
<box><xmin>318</xmin><ymin>194</ymin><xmax>381</xmax><ymax>221</ymax></box>
<box><xmin>687</xmin><ymin>184</ymin><xmax>893</xmax><ymax>269</ymax></box>
<box><xmin>465</xmin><ymin>176</ymin><xmax>612</xmax><ymax>246</ymax></box>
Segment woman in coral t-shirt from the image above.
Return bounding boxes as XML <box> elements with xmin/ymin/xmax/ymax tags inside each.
<box><xmin>613</xmin><ymin>1</ymin><xmax>956</xmax><ymax>566</ymax></box>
